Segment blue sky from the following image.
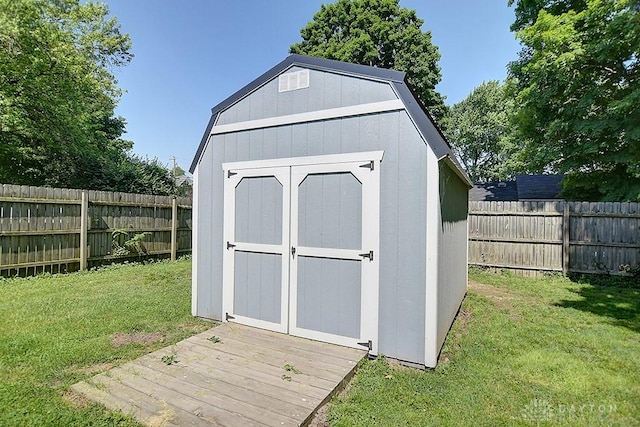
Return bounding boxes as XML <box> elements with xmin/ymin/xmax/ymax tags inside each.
<box><xmin>104</xmin><ymin>0</ymin><xmax>521</xmax><ymax>172</ymax></box>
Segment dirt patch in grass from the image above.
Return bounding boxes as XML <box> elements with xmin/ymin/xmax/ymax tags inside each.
<box><xmin>111</xmin><ymin>332</ymin><xmax>166</xmax><ymax>348</ymax></box>
<box><xmin>468</xmin><ymin>279</ymin><xmax>520</xmax><ymax>307</ymax></box>
<box><xmin>61</xmin><ymin>390</ymin><xmax>90</xmax><ymax>409</ymax></box>
<box><xmin>467</xmin><ymin>279</ymin><xmax>539</xmax><ymax>320</ymax></box>
<box><xmin>309</xmin><ymin>360</ymin><xmax>362</xmax><ymax>426</ymax></box>
<box><xmin>75</xmin><ymin>362</ymin><xmax>114</xmax><ymax>376</ymax></box>
<box><xmin>439</xmin><ymin>306</ymin><xmax>472</xmax><ymax>365</ymax></box>
<box><xmin>309</xmin><ymin>404</ymin><xmax>330</xmax><ymax>427</ymax></box>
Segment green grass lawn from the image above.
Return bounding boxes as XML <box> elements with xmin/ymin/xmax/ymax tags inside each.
<box><xmin>0</xmin><ymin>258</ymin><xmax>211</xmax><ymax>426</ymax></box>
<box><xmin>328</xmin><ymin>270</ymin><xmax>640</xmax><ymax>426</ymax></box>
<box><xmin>2</xmin><ymin>261</ymin><xmax>638</xmax><ymax>426</ymax></box>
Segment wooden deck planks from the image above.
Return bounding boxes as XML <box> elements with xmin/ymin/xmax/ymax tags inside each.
<box><xmin>73</xmin><ymin>322</ymin><xmax>366</xmax><ymax>426</ymax></box>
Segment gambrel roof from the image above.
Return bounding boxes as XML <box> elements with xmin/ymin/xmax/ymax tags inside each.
<box><xmin>190</xmin><ymin>54</ymin><xmax>470</xmax><ymax>186</ymax></box>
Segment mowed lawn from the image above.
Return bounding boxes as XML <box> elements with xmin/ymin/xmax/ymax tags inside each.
<box><xmin>328</xmin><ymin>270</ymin><xmax>640</xmax><ymax>426</ymax></box>
<box><xmin>1</xmin><ymin>261</ymin><xmax>639</xmax><ymax>426</ymax></box>
<box><xmin>0</xmin><ymin>259</ymin><xmax>211</xmax><ymax>426</ymax></box>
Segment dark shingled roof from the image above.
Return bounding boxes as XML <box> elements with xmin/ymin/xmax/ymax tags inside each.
<box><xmin>469</xmin><ymin>181</ymin><xmax>519</xmax><ymax>202</ymax></box>
<box><xmin>515</xmin><ymin>174</ymin><xmax>563</xmax><ymax>200</ymax></box>
<box><xmin>469</xmin><ymin>174</ymin><xmax>564</xmax><ymax>201</ymax></box>
<box><xmin>189</xmin><ymin>54</ymin><xmax>471</xmax><ymax>186</ymax></box>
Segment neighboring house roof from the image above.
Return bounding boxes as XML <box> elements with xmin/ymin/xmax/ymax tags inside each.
<box><xmin>470</xmin><ymin>174</ymin><xmax>563</xmax><ymax>201</ymax></box>
<box><xmin>175</xmin><ymin>175</ymin><xmax>192</xmax><ymax>187</ymax></box>
<box><xmin>469</xmin><ymin>180</ymin><xmax>519</xmax><ymax>202</ymax></box>
<box><xmin>189</xmin><ymin>54</ymin><xmax>471</xmax><ymax>186</ymax></box>
<box><xmin>515</xmin><ymin>174</ymin><xmax>563</xmax><ymax>200</ymax></box>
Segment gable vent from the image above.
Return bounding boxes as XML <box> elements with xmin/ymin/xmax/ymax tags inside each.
<box><xmin>278</xmin><ymin>69</ymin><xmax>310</xmax><ymax>92</ymax></box>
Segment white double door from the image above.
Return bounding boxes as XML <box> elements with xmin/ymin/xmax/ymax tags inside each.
<box><xmin>222</xmin><ymin>152</ymin><xmax>381</xmax><ymax>353</ymax></box>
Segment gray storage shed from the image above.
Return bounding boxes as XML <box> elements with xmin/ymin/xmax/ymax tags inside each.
<box><xmin>189</xmin><ymin>54</ymin><xmax>471</xmax><ymax>368</ymax></box>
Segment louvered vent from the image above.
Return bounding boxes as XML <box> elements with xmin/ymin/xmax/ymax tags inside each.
<box><xmin>278</xmin><ymin>69</ymin><xmax>310</xmax><ymax>92</ymax></box>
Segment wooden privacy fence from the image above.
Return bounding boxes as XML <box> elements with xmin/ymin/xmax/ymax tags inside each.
<box><xmin>469</xmin><ymin>201</ymin><xmax>640</xmax><ymax>276</ymax></box>
<box><xmin>0</xmin><ymin>184</ymin><xmax>192</xmax><ymax>276</ymax></box>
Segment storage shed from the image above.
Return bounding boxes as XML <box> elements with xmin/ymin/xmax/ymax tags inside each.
<box><xmin>189</xmin><ymin>54</ymin><xmax>471</xmax><ymax>368</ymax></box>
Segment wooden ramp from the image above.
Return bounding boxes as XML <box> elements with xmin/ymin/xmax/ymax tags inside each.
<box><xmin>72</xmin><ymin>323</ymin><xmax>366</xmax><ymax>426</ymax></box>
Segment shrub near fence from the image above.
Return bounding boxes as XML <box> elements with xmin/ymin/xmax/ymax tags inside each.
<box><xmin>0</xmin><ymin>184</ymin><xmax>192</xmax><ymax>276</ymax></box>
<box><xmin>469</xmin><ymin>201</ymin><xmax>640</xmax><ymax>277</ymax></box>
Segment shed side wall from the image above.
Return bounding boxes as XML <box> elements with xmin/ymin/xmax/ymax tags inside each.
<box><xmin>436</xmin><ymin>162</ymin><xmax>469</xmax><ymax>352</ymax></box>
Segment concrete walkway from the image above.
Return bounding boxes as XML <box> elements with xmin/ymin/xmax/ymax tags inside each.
<box><xmin>72</xmin><ymin>323</ymin><xmax>366</xmax><ymax>426</ymax></box>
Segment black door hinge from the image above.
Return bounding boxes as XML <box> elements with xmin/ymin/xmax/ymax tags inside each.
<box><xmin>357</xmin><ymin>340</ymin><xmax>373</xmax><ymax>351</ymax></box>
<box><xmin>359</xmin><ymin>250</ymin><xmax>374</xmax><ymax>261</ymax></box>
<box><xmin>227</xmin><ymin>170</ymin><xmax>237</xmax><ymax>178</ymax></box>
<box><xmin>226</xmin><ymin>312</ymin><xmax>235</xmax><ymax>321</ymax></box>
<box><xmin>291</xmin><ymin>246</ymin><xmax>296</xmax><ymax>258</ymax></box>
<box><xmin>226</xmin><ymin>241</ymin><xmax>236</xmax><ymax>249</ymax></box>
<box><xmin>359</xmin><ymin>161</ymin><xmax>374</xmax><ymax>171</ymax></box>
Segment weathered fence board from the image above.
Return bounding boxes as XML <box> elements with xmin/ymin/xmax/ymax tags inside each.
<box><xmin>469</xmin><ymin>201</ymin><xmax>640</xmax><ymax>276</ymax></box>
<box><xmin>0</xmin><ymin>184</ymin><xmax>192</xmax><ymax>276</ymax></box>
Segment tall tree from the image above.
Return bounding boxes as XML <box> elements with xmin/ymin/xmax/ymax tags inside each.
<box><xmin>290</xmin><ymin>0</ymin><xmax>447</xmax><ymax>123</ymax></box>
<box><xmin>509</xmin><ymin>0</ymin><xmax>640</xmax><ymax>200</ymax></box>
<box><xmin>444</xmin><ymin>81</ymin><xmax>518</xmax><ymax>183</ymax></box>
<box><xmin>0</xmin><ymin>0</ymin><xmax>174</xmax><ymax>193</ymax></box>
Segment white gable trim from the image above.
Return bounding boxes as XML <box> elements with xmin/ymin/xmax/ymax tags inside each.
<box><xmin>222</xmin><ymin>150</ymin><xmax>384</xmax><ymax>171</ymax></box>
<box><xmin>211</xmin><ymin>100</ymin><xmax>404</xmax><ymax>135</ymax></box>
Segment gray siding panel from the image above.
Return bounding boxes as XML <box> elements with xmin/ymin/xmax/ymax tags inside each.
<box><xmin>298</xmin><ymin>172</ymin><xmax>362</xmax><ymax>250</ymax></box>
<box><xmin>234</xmin><ymin>251</ymin><xmax>282</xmax><ymax>323</ymax></box>
<box><xmin>297</xmin><ymin>257</ymin><xmax>361</xmax><ymax>339</ymax></box>
<box><xmin>291</xmin><ymin>123</ymin><xmax>308</xmax><ymax>158</ymax></box>
<box><xmin>216</xmin><ymin>69</ymin><xmax>397</xmax><ymax>126</ymax></box>
<box><xmin>392</xmin><ymin>114</ymin><xmax>427</xmax><ymax>364</ymax></box>
<box><xmin>196</xmin><ymin>135</ymin><xmax>225</xmax><ymax>320</ymax></box>
<box><xmin>276</xmin><ymin>126</ymin><xmax>293</xmax><ymax>157</ymax></box>
<box><xmin>235</xmin><ymin>176</ymin><xmax>283</xmax><ymax>245</ymax></box>
<box><xmin>262</xmin><ymin>127</ymin><xmax>278</xmax><ymax>159</ymax></box>
<box><xmin>377</xmin><ymin>113</ymin><xmax>400</xmax><ymax>357</ymax></box>
<box><xmin>195</xmin><ymin>143</ymin><xmax>213</xmax><ymax>318</ymax></box>
<box><xmin>307</xmin><ymin>121</ymin><xmax>325</xmax><ymax>156</ymax></box>
<box><xmin>437</xmin><ymin>163</ymin><xmax>469</xmax><ymax>349</ymax></box>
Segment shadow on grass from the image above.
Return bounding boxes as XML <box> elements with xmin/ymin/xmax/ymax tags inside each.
<box><xmin>556</xmin><ymin>277</ymin><xmax>640</xmax><ymax>333</ymax></box>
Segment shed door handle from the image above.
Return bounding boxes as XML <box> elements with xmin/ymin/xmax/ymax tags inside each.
<box><xmin>291</xmin><ymin>246</ymin><xmax>296</xmax><ymax>258</ymax></box>
<box><xmin>359</xmin><ymin>250</ymin><xmax>373</xmax><ymax>261</ymax></box>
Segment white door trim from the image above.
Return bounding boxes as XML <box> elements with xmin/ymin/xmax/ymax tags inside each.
<box><xmin>289</xmin><ymin>160</ymin><xmax>380</xmax><ymax>355</ymax></box>
<box><xmin>222</xmin><ymin>151</ymin><xmax>382</xmax><ymax>355</ymax></box>
<box><xmin>222</xmin><ymin>166</ymin><xmax>290</xmax><ymax>333</ymax></box>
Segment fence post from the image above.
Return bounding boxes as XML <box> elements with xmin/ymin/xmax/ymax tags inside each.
<box><xmin>80</xmin><ymin>191</ymin><xmax>88</xmax><ymax>270</ymax></box>
<box><xmin>562</xmin><ymin>201</ymin><xmax>570</xmax><ymax>274</ymax></box>
<box><xmin>171</xmin><ymin>197</ymin><xmax>178</xmax><ymax>261</ymax></box>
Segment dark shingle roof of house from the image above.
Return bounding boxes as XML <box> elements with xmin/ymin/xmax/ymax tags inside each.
<box><xmin>190</xmin><ymin>54</ymin><xmax>471</xmax><ymax>186</ymax></box>
<box><xmin>469</xmin><ymin>174</ymin><xmax>563</xmax><ymax>201</ymax></box>
<box><xmin>515</xmin><ymin>174</ymin><xmax>563</xmax><ymax>200</ymax></box>
<box><xmin>469</xmin><ymin>181</ymin><xmax>519</xmax><ymax>202</ymax></box>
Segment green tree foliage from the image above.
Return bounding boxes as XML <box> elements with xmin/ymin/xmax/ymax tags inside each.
<box><xmin>444</xmin><ymin>81</ymin><xmax>518</xmax><ymax>183</ymax></box>
<box><xmin>509</xmin><ymin>0</ymin><xmax>640</xmax><ymax>200</ymax></box>
<box><xmin>0</xmin><ymin>0</ymin><xmax>175</xmax><ymax>195</ymax></box>
<box><xmin>290</xmin><ymin>0</ymin><xmax>447</xmax><ymax>122</ymax></box>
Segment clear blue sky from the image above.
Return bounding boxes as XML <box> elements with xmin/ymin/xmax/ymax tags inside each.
<box><xmin>104</xmin><ymin>0</ymin><xmax>521</xmax><ymax>172</ymax></box>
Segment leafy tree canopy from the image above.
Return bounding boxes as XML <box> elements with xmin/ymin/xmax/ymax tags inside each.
<box><xmin>509</xmin><ymin>0</ymin><xmax>640</xmax><ymax>201</ymax></box>
<box><xmin>444</xmin><ymin>81</ymin><xmax>518</xmax><ymax>183</ymax></box>
<box><xmin>0</xmin><ymin>0</ymin><xmax>175</xmax><ymax>195</ymax></box>
<box><xmin>290</xmin><ymin>0</ymin><xmax>447</xmax><ymax>122</ymax></box>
